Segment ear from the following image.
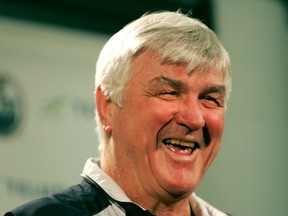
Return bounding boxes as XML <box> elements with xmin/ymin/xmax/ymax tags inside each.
<box><xmin>96</xmin><ymin>86</ymin><xmax>113</xmax><ymax>133</ymax></box>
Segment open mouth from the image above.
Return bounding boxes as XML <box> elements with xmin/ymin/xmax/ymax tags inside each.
<box><xmin>163</xmin><ymin>138</ymin><xmax>199</xmax><ymax>155</ymax></box>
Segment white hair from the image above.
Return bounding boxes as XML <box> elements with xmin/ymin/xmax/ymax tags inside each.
<box><xmin>95</xmin><ymin>11</ymin><xmax>231</xmax><ymax>152</ymax></box>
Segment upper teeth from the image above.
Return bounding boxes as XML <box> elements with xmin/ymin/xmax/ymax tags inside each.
<box><xmin>165</xmin><ymin>139</ymin><xmax>195</xmax><ymax>149</ymax></box>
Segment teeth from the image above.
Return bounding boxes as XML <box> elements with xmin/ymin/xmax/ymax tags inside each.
<box><xmin>164</xmin><ymin>139</ymin><xmax>195</xmax><ymax>149</ymax></box>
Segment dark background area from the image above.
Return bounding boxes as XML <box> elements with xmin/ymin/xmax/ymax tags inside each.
<box><xmin>0</xmin><ymin>0</ymin><xmax>214</xmax><ymax>34</ymax></box>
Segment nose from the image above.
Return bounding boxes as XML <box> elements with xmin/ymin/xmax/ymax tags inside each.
<box><xmin>174</xmin><ymin>99</ymin><xmax>205</xmax><ymax>131</ymax></box>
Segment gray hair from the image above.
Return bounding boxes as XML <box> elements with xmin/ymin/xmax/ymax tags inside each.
<box><xmin>95</xmin><ymin>11</ymin><xmax>231</xmax><ymax>152</ymax></box>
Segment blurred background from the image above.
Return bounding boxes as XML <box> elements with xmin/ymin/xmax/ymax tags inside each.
<box><xmin>0</xmin><ymin>0</ymin><xmax>287</xmax><ymax>215</ymax></box>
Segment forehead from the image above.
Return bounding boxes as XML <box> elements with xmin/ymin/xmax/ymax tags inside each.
<box><xmin>130</xmin><ymin>50</ymin><xmax>225</xmax><ymax>85</ymax></box>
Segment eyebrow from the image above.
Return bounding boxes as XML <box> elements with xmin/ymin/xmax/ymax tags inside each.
<box><xmin>200</xmin><ymin>85</ymin><xmax>226</xmax><ymax>95</ymax></box>
<box><xmin>150</xmin><ymin>75</ymin><xmax>187</xmax><ymax>90</ymax></box>
<box><xmin>151</xmin><ymin>75</ymin><xmax>226</xmax><ymax>95</ymax></box>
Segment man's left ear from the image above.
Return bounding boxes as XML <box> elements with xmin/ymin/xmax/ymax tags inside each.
<box><xmin>96</xmin><ymin>86</ymin><xmax>112</xmax><ymax>133</ymax></box>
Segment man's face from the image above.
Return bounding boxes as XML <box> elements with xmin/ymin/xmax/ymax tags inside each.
<box><xmin>106</xmin><ymin>50</ymin><xmax>226</xmax><ymax>200</ymax></box>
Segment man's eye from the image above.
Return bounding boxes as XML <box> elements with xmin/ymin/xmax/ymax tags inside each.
<box><xmin>201</xmin><ymin>96</ymin><xmax>222</xmax><ymax>108</ymax></box>
<box><xmin>160</xmin><ymin>91</ymin><xmax>178</xmax><ymax>95</ymax></box>
<box><xmin>205</xmin><ymin>96</ymin><xmax>217</xmax><ymax>102</ymax></box>
<box><xmin>157</xmin><ymin>91</ymin><xmax>179</xmax><ymax>101</ymax></box>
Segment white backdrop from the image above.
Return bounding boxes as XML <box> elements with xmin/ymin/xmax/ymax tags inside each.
<box><xmin>197</xmin><ymin>0</ymin><xmax>288</xmax><ymax>215</ymax></box>
<box><xmin>1</xmin><ymin>0</ymin><xmax>288</xmax><ymax>215</ymax></box>
<box><xmin>0</xmin><ymin>17</ymin><xmax>109</xmax><ymax>213</ymax></box>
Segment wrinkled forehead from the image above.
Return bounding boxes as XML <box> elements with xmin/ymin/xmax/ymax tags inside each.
<box><xmin>129</xmin><ymin>49</ymin><xmax>230</xmax><ymax>98</ymax></box>
<box><xmin>132</xmin><ymin>49</ymin><xmax>226</xmax><ymax>77</ymax></box>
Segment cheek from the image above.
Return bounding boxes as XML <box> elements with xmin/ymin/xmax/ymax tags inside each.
<box><xmin>115</xmin><ymin>99</ymin><xmax>172</xmax><ymax>141</ymax></box>
<box><xmin>132</xmin><ymin>100</ymin><xmax>178</xmax><ymax>152</ymax></box>
<box><xmin>205</xmin><ymin>109</ymin><xmax>225</xmax><ymax>137</ymax></box>
<box><xmin>143</xmin><ymin>99</ymin><xmax>178</xmax><ymax>124</ymax></box>
<box><xmin>203</xmin><ymin>110</ymin><xmax>225</xmax><ymax>168</ymax></box>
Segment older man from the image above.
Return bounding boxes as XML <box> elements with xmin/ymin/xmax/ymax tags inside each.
<box><xmin>6</xmin><ymin>11</ymin><xmax>231</xmax><ymax>216</ymax></box>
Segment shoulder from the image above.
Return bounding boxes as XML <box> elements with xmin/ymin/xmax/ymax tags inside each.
<box><xmin>4</xmin><ymin>196</ymin><xmax>85</xmax><ymax>216</ymax></box>
<box><xmin>5</xmin><ymin>181</ymin><xmax>110</xmax><ymax>216</ymax></box>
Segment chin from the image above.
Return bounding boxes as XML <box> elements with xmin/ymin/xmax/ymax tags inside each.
<box><xmin>163</xmin><ymin>179</ymin><xmax>198</xmax><ymax>198</ymax></box>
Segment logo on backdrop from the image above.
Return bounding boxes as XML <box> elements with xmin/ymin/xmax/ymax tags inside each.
<box><xmin>0</xmin><ymin>72</ymin><xmax>24</xmax><ymax>136</ymax></box>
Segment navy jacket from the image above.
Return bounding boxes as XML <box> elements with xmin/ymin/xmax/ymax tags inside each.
<box><xmin>5</xmin><ymin>180</ymin><xmax>154</xmax><ymax>216</ymax></box>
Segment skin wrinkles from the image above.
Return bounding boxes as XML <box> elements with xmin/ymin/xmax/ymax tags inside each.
<box><xmin>147</xmin><ymin>76</ymin><xmax>224</xmax><ymax>147</ymax></box>
<box><xmin>5</xmin><ymin>12</ymin><xmax>231</xmax><ymax>216</ymax></box>
<box><xmin>146</xmin><ymin>74</ymin><xmax>226</xmax><ymax>107</ymax></box>
<box><xmin>100</xmin><ymin>50</ymin><xmax>226</xmax><ymax>215</ymax></box>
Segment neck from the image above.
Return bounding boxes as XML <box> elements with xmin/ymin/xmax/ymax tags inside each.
<box><xmin>115</xmin><ymin>174</ymin><xmax>192</xmax><ymax>216</ymax></box>
<box><xmin>100</xmin><ymin>147</ymin><xmax>193</xmax><ymax>216</ymax></box>
<box><xmin>139</xmin><ymin>196</ymin><xmax>192</xmax><ymax>216</ymax></box>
